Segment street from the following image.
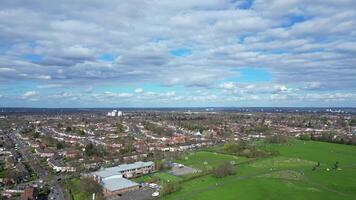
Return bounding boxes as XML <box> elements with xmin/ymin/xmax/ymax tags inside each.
<box><xmin>10</xmin><ymin>132</ymin><xmax>66</xmax><ymax>200</ymax></box>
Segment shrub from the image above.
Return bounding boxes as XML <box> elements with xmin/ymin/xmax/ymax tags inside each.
<box><xmin>266</xmin><ymin>135</ymin><xmax>288</xmax><ymax>144</ymax></box>
<box><xmin>299</xmin><ymin>134</ymin><xmax>311</xmax><ymax>141</ymax></box>
<box><xmin>161</xmin><ymin>182</ymin><xmax>181</xmax><ymax>196</ymax></box>
<box><xmin>212</xmin><ymin>163</ymin><xmax>236</xmax><ymax>178</ymax></box>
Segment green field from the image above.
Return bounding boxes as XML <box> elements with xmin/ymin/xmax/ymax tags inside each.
<box><xmin>132</xmin><ymin>172</ymin><xmax>182</xmax><ymax>184</ymax></box>
<box><xmin>162</xmin><ymin>140</ymin><xmax>356</xmax><ymax>200</ymax></box>
<box><xmin>63</xmin><ymin>178</ymin><xmax>88</xmax><ymax>200</ymax></box>
<box><xmin>63</xmin><ymin>178</ymin><xmax>102</xmax><ymax>200</ymax></box>
<box><xmin>174</xmin><ymin>151</ymin><xmax>249</xmax><ymax>170</ymax></box>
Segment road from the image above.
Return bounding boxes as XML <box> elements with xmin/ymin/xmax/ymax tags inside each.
<box><xmin>10</xmin><ymin>132</ymin><xmax>67</xmax><ymax>200</ymax></box>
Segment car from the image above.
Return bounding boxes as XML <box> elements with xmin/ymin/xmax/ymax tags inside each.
<box><xmin>152</xmin><ymin>192</ymin><xmax>159</xmax><ymax>197</ymax></box>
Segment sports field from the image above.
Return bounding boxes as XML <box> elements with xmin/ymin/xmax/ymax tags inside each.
<box><xmin>174</xmin><ymin>151</ymin><xmax>249</xmax><ymax>170</ymax></box>
<box><xmin>162</xmin><ymin>140</ymin><xmax>356</xmax><ymax>200</ymax></box>
<box><xmin>132</xmin><ymin>171</ymin><xmax>182</xmax><ymax>184</ymax></box>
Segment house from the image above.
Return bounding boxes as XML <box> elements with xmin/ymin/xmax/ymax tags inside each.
<box><xmin>60</xmin><ymin>150</ymin><xmax>80</xmax><ymax>158</ymax></box>
<box><xmin>48</xmin><ymin>158</ymin><xmax>76</xmax><ymax>172</ymax></box>
<box><xmin>35</xmin><ymin>148</ymin><xmax>54</xmax><ymax>158</ymax></box>
<box><xmin>91</xmin><ymin>161</ymin><xmax>155</xmax><ymax>197</ymax></box>
<box><xmin>351</xmin><ymin>127</ymin><xmax>356</xmax><ymax>136</ymax></box>
<box><xmin>20</xmin><ymin>186</ymin><xmax>38</xmax><ymax>200</ymax></box>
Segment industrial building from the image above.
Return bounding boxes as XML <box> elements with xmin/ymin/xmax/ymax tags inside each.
<box><xmin>91</xmin><ymin>161</ymin><xmax>155</xmax><ymax>197</ymax></box>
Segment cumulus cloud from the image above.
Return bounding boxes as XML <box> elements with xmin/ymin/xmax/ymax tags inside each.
<box><xmin>220</xmin><ymin>82</ymin><xmax>298</xmax><ymax>95</ymax></box>
<box><xmin>37</xmin><ymin>84</ymin><xmax>63</xmax><ymax>89</ymax></box>
<box><xmin>134</xmin><ymin>88</ymin><xmax>144</xmax><ymax>93</ymax></box>
<box><xmin>22</xmin><ymin>91</ymin><xmax>39</xmax><ymax>101</ymax></box>
<box><xmin>219</xmin><ymin>82</ymin><xmax>236</xmax><ymax>90</ymax></box>
<box><xmin>0</xmin><ymin>0</ymin><xmax>355</xmax><ymax>106</ymax></box>
<box><xmin>0</xmin><ymin>68</ymin><xmax>16</xmax><ymax>73</ymax></box>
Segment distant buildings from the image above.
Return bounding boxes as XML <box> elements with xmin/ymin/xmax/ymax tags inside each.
<box><xmin>351</xmin><ymin>127</ymin><xmax>356</xmax><ymax>136</ymax></box>
<box><xmin>107</xmin><ymin>110</ymin><xmax>123</xmax><ymax>117</ymax></box>
<box><xmin>91</xmin><ymin>161</ymin><xmax>155</xmax><ymax>197</ymax></box>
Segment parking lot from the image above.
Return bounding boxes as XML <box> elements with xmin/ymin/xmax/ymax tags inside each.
<box><xmin>169</xmin><ymin>165</ymin><xmax>201</xmax><ymax>176</ymax></box>
<box><xmin>110</xmin><ymin>187</ymin><xmax>156</xmax><ymax>200</ymax></box>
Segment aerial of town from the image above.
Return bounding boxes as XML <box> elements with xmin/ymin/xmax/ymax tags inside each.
<box><xmin>1</xmin><ymin>0</ymin><xmax>356</xmax><ymax>199</ymax></box>
<box><xmin>0</xmin><ymin>108</ymin><xmax>355</xmax><ymax>200</ymax></box>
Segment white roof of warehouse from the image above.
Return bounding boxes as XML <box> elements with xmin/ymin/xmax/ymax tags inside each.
<box><xmin>92</xmin><ymin>161</ymin><xmax>154</xmax><ymax>179</ymax></box>
<box><xmin>101</xmin><ymin>178</ymin><xmax>139</xmax><ymax>191</ymax></box>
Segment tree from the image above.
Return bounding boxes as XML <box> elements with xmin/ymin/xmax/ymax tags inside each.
<box><xmin>333</xmin><ymin>161</ymin><xmax>339</xmax><ymax>170</ymax></box>
<box><xmin>222</xmin><ymin>142</ymin><xmax>246</xmax><ymax>154</ymax></box>
<box><xmin>81</xmin><ymin>178</ymin><xmax>103</xmax><ymax>194</ymax></box>
<box><xmin>161</xmin><ymin>182</ymin><xmax>181</xmax><ymax>196</ymax></box>
<box><xmin>57</xmin><ymin>123</ymin><xmax>63</xmax><ymax>128</ymax></box>
<box><xmin>85</xmin><ymin>143</ymin><xmax>105</xmax><ymax>157</ymax></box>
<box><xmin>77</xmin><ymin>129</ymin><xmax>85</xmax><ymax>136</ymax></box>
<box><xmin>266</xmin><ymin>135</ymin><xmax>288</xmax><ymax>144</ymax></box>
<box><xmin>56</xmin><ymin>141</ymin><xmax>64</xmax><ymax>149</ymax></box>
<box><xmin>116</xmin><ymin>123</ymin><xmax>125</xmax><ymax>133</ymax></box>
<box><xmin>300</xmin><ymin>134</ymin><xmax>311</xmax><ymax>141</ymax></box>
<box><xmin>350</xmin><ymin>118</ymin><xmax>356</xmax><ymax>126</ymax></box>
<box><xmin>85</xmin><ymin>143</ymin><xmax>95</xmax><ymax>156</ymax></box>
<box><xmin>65</xmin><ymin>126</ymin><xmax>72</xmax><ymax>132</ymax></box>
<box><xmin>212</xmin><ymin>163</ymin><xmax>236</xmax><ymax>178</ymax></box>
<box><xmin>39</xmin><ymin>184</ymin><xmax>51</xmax><ymax>195</ymax></box>
<box><xmin>33</xmin><ymin>131</ymin><xmax>40</xmax><ymax>138</ymax></box>
<box><xmin>155</xmin><ymin>160</ymin><xmax>163</xmax><ymax>171</ymax></box>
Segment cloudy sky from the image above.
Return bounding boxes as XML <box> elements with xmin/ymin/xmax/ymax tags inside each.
<box><xmin>0</xmin><ymin>0</ymin><xmax>356</xmax><ymax>107</ymax></box>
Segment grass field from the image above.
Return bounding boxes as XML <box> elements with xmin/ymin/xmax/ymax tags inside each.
<box><xmin>162</xmin><ymin>140</ymin><xmax>356</xmax><ymax>200</ymax></box>
<box><xmin>174</xmin><ymin>151</ymin><xmax>249</xmax><ymax>170</ymax></box>
<box><xmin>63</xmin><ymin>178</ymin><xmax>92</xmax><ymax>200</ymax></box>
<box><xmin>132</xmin><ymin>171</ymin><xmax>182</xmax><ymax>184</ymax></box>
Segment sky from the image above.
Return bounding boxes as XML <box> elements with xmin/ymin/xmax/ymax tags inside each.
<box><xmin>0</xmin><ymin>0</ymin><xmax>356</xmax><ymax>107</ymax></box>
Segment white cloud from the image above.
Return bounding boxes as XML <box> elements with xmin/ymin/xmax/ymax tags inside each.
<box><xmin>0</xmin><ymin>68</ymin><xmax>16</xmax><ymax>73</ymax></box>
<box><xmin>219</xmin><ymin>82</ymin><xmax>236</xmax><ymax>90</ymax></box>
<box><xmin>0</xmin><ymin>0</ymin><xmax>355</xmax><ymax>106</ymax></box>
<box><xmin>37</xmin><ymin>75</ymin><xmax>51</xmax><ymax>80</ymax></box>
<box><xmin>134</xmin><ymin>88</ymin><xmax>144</xmax><ymax>93</ymax></box>
<box><xmin>22</xmin><ymin>91</ymin><xmax>39</xmax><ymax>101</ymax></box>
<box><xmin>37</xmin><ymin>84</ymin><xmax>63</xmax><ymax>89</ymax></box>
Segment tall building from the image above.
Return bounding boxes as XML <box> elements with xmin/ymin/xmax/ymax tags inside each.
<box><xmin>107</xmin><ymin>110</ymin><xmax>123</xmax><ymax>117</ymax></box>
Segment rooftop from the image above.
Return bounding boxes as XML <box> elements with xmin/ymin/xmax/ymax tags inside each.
<box><xmin>102</xmin><ymin>178</ymin><xmax>139</xmax><ymax>192</ymax></box>
<box><xmin>92</xmin><ymin>161</ymin><xmax>154</xmax><ymax>178</ymax></box>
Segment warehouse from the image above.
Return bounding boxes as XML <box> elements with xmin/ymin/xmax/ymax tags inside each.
<box><xmin>92</xmin><ymin>161</ymin><xmax>155</xmax><ymax>197</ymax></box>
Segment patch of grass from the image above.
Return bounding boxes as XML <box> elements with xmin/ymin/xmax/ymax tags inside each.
<box><xmin>175</xmin><ymin>151</ymin><xmax>249</xmax><ymax>170</ymax></box>
<box><xmin>132</xmin><ymin>172</ymin><xmax>182</xmax><ymax>184</ymax></box>
<box><xmin>162</xmin><ymin>140</ymin><xmax>356</xmax><ymax>200</ymax></box>
<box><xmin>264</xmin><ymin>140</ymin><xmax>356</xmax><ymax>165</ymax></box>
<box><xmin>249</xmin><ymin>156</ymin><xmax>315</xmax><ymax>169</ymax></box>
<box><xmin>258</xmin><ymin>170</ymin><xmax>305</xmax><ymax>181</ymax></box>
<box><xmin>63</xmin><ymin>178</ymin><xmax>93</xmax><ymax>200</ymax></box>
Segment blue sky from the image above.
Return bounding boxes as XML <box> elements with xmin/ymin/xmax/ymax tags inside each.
<box><xmin>0</xmin><ymin>0</ymin><xmax>355</xmax><ymax>107</ymax></box>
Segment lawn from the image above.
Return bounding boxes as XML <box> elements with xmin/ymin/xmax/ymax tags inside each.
<box><xmin>174</xmin><ymin>151</ymin><xmax>249</xmax><ymax>170</ymax></box>
<box><xmin>162</xmin><ymin>140</ymin><xmax>356</xmax><ymax>200</ymax></box>
<box><xmin>264</xmin><ymin>139</ymin><xmax>356</xmax><ymax>165</ymax></box>
<box><xmin>132</xmin><ymin>172</ymin><xmax>182</xmax><ymax>184</ymax></box>
<box><xmin>63</xmin><ymin>178</ymin><xmax>92</xmax><ymax>200</ymax></box>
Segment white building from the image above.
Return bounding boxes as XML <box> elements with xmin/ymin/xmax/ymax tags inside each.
<box><xmin>91</xmin><ymin>161</ymin><xmax>155</xmax><ymax>197</ymax></box>
<box><xmin>107</xmin><ymin>110</ymin><xmax>123</xmax><ymax>117</ymax></box>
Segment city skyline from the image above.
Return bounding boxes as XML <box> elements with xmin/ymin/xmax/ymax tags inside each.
<box><xmin>0</xmin><ymin>0</ymin><xmax>356</xmax><ymax>107</ymax></box>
